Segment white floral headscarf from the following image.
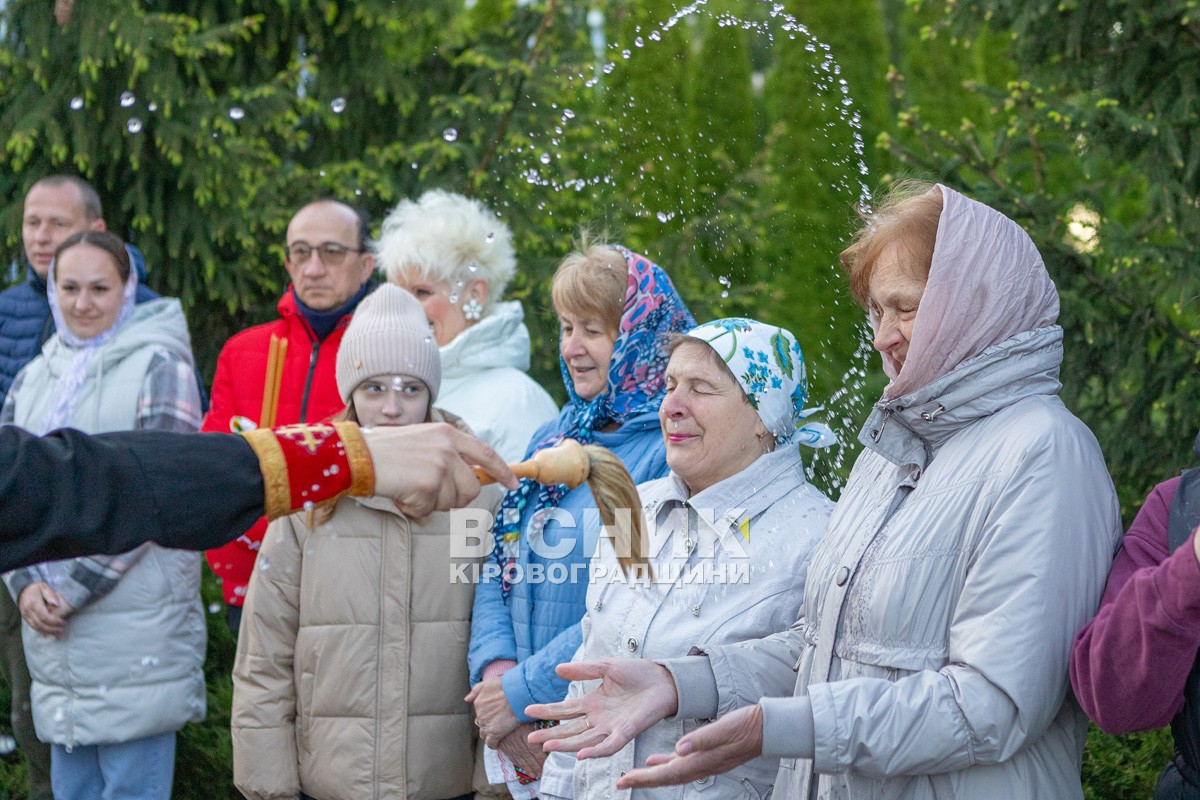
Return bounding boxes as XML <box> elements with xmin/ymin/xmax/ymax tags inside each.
<box><xmin>685</xmin><ymin>318</ymin><xmax>836</xmax><ymax>448</ymax></box>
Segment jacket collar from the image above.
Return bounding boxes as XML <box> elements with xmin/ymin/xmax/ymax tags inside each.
<box><xmin>25</xmin><ymin>267</ymin><xmax>48</xmax><ymax>293</ymax></box>
<box><xmin>859</xmin><ymin>325</ymin><xmax>1064</xmax><ymax>470</ymax></box>
<box><xmin>647</xmin><ymin>446</ymin><xmax>807</xmax><ymax>540</ymax></box>
<box><xmin>439</xmin><ymin>301</ymin><xmax>532</xmax><ymax>375</ymax></box>
<box><xmin>276</xmin><ymin>284</ymin><xmax>362</xmax><ymax>341</ymax></box>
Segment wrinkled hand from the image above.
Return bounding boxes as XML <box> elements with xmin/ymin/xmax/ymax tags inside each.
<box><xmin>18</xmin><ymin>582</ymin><xmax>69</xmax><ymax>637</ymax></box>
<box><xmin>363</xmin><ymin>423</ymin><xmax>516</xmax><ymax>517</ymax></box>
<box><xmin>617</xmin><ymin>704</ymin><xmax>763</xmax><ymax>790</ymax></box>
<box><xmin>525</xmin><ymin>658</ymin><xmax>678</xmax><ymax>760</ymax></box>
<box><xmin>466</xmin><ymin>677</ymin><xmax>520</xmax><ymax>748</ymax></box>
<box><xmin>498</xmin><ymin>723</ymin><xmax>547</xmax><ymax>778</ymax></box>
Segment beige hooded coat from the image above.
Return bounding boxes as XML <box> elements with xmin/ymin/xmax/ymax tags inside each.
<box><xmin>231</xmin><ymin>411</ymin><xmax>504</xmax><ymax>800</ymax></box>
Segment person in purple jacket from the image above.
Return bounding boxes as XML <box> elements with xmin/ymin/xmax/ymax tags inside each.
<box><xmin>1070</xmin><ymin>434</ymin><xmax>1200</xmax><ymax>799</ymax></box>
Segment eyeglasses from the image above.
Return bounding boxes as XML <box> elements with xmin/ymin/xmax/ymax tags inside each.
<box><xmin>284</xmin><ymin>241</ymin><xmax>363</xmax><ymax>266</ymax></box>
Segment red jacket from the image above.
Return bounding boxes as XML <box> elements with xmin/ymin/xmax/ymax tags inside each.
<box><xmin>202</xmin><ymin>289</ymin><xmax>352</xmax><ymax>605</ymax></box>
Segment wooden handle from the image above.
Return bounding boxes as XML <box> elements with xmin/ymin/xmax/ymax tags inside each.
<box><xmin>474</xmin><ymin>462</ymin><xmax>541</xmax><ymax>485</ymax></box>
<box><xmin>472</xmin><ymin>439</ymin><xmax>589</xmax><ymax>488</ymax></box>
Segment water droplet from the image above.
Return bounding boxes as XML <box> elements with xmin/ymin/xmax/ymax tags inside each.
<box><xmin>330</xmin><ymin>97</ymin><xmax>347</xmax><ymax>113</ymax></box>
<box><xmin>485</xmin><ymin>231</ymin><xmax>496</xmax><ymax>243</ymax></box>
<box><xmin>539</xmin><ymin>152</ymin><xmax>552</xmax><ymax>164</ymax></box>
<box><xmin>147</xmin><ymin>102</ymin><xmax>158</xmax><ymax>112</ymax></box>
<box><xmin>634</xmin><ymin>36</ymin><xmax>644</xmax><ymax>47</ymax></box>
<box><xmin>259</xmin><ymin>556</ymin><xmax>270</xmax><ymax>571</ymax></box>
<box><xmin>621</xmin><ymin>49</ymin><xmax>631</xmax><ymax>59</ymax></box>
<box><xmin>448</xmin><ymin>293</ymin><xmax>459</xmax><ymax>304</ymax></box>
<box><xmin>443</xmin><ymin>127</ymin><xmax>458</xmax><ymax>142</ymax></box>
<box><xmin>119</xmin><ymin>91</ymin><xmax>136</xmax><ymax>108</ymax></box>
<box><xmin>303</xmin><ymin>500</ymin><xmax>315</xmax><ymax>511</ymax></box>
<box><xmin>354</xmin><ymin>188</ymin><xmax>362</xmax><ymax>196</ymax></box>
<box><xmin>563</xmin><ymin>108</ymin><xmax>576</xmax><ymax>120</ymax></box>
<box><xmin>0</xmin><ymin>735</ymin><xmax>17</xmax><ymax>755</ymax></box>
<box><xmin>69</xmin><ymin>96</ymin><xmax>84</xmax><ymax>110</ymax></box>
<box><xmin>126</xmin><ymin>118</ymin><xmax>143</xmax><ymax>134</ymax></box>
<box><xmin>602</xmin><ymin>62</ymin><xmax>615</xmax><ymax>74</ymax></box>
<box><xmin>467</xmin><ymin>261</ymin><xmax>479</xmax><ymax>272</ymax></box>
<box><xmin>228</xmin><ymin>106</ymin><xmax>245</xmax><ymax>120</ymax></box>
<box><xmin>207</xmin><ymin>602</ymin><xmax>222</xmax><ymax>614</ymax></box>
<box><xmin>319</xmin><ymin>170</ymin><xmax>326</xmax><ymax>177</ymax></box>
<box><xmin>649</xmin><ymin>31</ymin><xmax>662</xmax><ymax>41</ymax></box>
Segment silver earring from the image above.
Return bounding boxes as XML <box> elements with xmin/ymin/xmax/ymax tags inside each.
<box><xmin>463</xmin><ymin>298</ymin><xmax>483</xmax><ymax>321</ymax></box>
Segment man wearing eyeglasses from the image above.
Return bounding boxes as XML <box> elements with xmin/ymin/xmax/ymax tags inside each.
<box><xmin>201</xmin><ymin>199</ymin><xmax>377</xmax><ymax>635</ymax></box>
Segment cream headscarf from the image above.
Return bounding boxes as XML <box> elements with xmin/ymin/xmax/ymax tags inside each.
<box><xmin>37</xmin><ymin>249</ymin><xmax>139</xmax><ymax>434</ymax></box>
<box><xmin>879</xmin><ymin>184</ymin><xmax>1059</xmax><ymax>399</ymax></box>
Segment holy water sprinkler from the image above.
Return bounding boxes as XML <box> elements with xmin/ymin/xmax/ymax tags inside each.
<box><xmin>475</xmin><ymin>438</ymin><xmax>649</xmax><ymax>578</ymax></box>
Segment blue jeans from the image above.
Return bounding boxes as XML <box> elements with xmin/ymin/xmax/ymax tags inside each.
<box><xmin>51</xmin><ymin>730</ymin><xmax>176</xmax><ymax>800</ymax></box>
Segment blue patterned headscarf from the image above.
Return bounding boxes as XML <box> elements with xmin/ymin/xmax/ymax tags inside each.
<box><xmin>493</xmin><ymin>247</ymin><xmax>695</xmax><ymax>597</ymax></box>
<box><xmin>685</xmin><ymin>318</ymin><xmax>836</xmax><ymax>448</ymax></box>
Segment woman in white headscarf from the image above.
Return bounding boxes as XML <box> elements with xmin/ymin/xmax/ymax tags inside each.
<box><xmin>536</xmin><ymin>318</ymin><xmax>836</xmax><ymax>800</ymax></box>
<box><xmin>1</xmin><ymin>230</ymin><xmax>204</xmax><ymax>800</ymax></box>
<box><xmin>527</xmin><ymin>182</ymin><xmax>1123</xmax><ymax>800</ymax></box>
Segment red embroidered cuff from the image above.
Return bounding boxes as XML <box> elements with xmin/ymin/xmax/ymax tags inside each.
<box><xmin>242</xmin><ymin>422</ymin><xmax>375</xmax><ymax>519</ymax></box>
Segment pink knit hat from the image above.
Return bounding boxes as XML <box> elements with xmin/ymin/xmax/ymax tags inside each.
<box><xmin>336</xmin><ymin>284</ymin><xmax>441</xmax><ymax>403</ymax></box>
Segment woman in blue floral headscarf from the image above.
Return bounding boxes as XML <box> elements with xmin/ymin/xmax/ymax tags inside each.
<box><xmin>467</xmin><ymin>242</ymin><xmax>694</xmax><ymax>797</ymax></box>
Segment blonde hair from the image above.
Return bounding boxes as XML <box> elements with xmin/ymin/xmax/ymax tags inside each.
<box><xmin>375</xmin><ymin>190</ymin><xmax>516</xmax><ymax>312</ymax></box>
<box><xmin>551</xmin><ymin>237</ymin><xmax>627</xmax><ymax>335</ymax></box>
<box><xmin>840</xmin><ymin>180</ymin><xmax>943</xmax><ymax>308</ymax></box>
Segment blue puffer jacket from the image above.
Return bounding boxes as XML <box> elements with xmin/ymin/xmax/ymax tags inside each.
<box><xmin>0</xmin><ymin>245</ymin><xmax>157</xmax><ymax>405</ymax></box>
<box><xmin>469</xmin><ymin>407</ymin><xmax>669</xmax><ymax>721</ymax></box>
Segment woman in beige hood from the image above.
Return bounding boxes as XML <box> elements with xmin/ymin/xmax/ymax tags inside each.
<box><xmin>231</xmin><ymin>284</ymin><xmax>504</xmax><ymax>800</ymax></box>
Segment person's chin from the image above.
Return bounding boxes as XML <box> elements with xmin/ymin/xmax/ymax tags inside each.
<box><xmin>571</xmin><ymin>372</ymin><xmax>600</xmax><ymax>397</ymax></box>
<box><xmin>299</xmin><ymin>290</ymin><xmax>332</xmax><ymax>309</ymax></box>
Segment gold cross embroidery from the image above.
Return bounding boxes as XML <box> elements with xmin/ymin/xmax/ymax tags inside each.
<box><xmin>276</xmin><ymin>424</ymin><xmax>334</xmax><ymax>455</ymax></box>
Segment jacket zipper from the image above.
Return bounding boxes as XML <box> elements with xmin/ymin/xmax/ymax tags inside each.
<box><xmin>374</xmin><ymin>516</ymin><xmax>388</xmax><ymax>800</ymax></box>
<box><xmin>299</xmin><ymin>330</ymin><xmax>319</xmax><ymax>423</ymax></box>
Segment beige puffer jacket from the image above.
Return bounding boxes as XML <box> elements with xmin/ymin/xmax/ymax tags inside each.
<box><xmin>231</xmin><ymin>412</ymin><xmax>504</xmax><ymax>800</ymax></box>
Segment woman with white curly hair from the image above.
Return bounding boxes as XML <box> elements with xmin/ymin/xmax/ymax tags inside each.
<box><xmin>376</xmin><ymin>190</ymin><xmax>557</xmax><ymax>461</ymax></box>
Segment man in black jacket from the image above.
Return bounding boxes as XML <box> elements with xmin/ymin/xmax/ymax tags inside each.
<box><xmin>0</xmin><ymin>421</ymin><xmax>514</xmax><ymax>571</ymax></box>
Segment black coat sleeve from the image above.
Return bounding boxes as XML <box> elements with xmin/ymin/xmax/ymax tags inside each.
<box><xmin>0</xmin><ymin>426</ymin><xmax>265</xmax><ymax>572</ymax></box>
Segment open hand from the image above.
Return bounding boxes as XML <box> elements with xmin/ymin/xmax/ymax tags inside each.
<box><xmin>617</xmin><ymin>704</ymin><xmax>764</xmax><ymax>790</ymax></box>
<box><xmin>525</xmin><ymin>658</ymin><xmax>678</xmax><ymax>760</ymax></box>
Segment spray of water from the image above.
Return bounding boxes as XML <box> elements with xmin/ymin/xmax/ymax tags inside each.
<box><xmin>493</xmin><ymin>0</ymin><xmax>875</xmax><ymax>492</ymax></box>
